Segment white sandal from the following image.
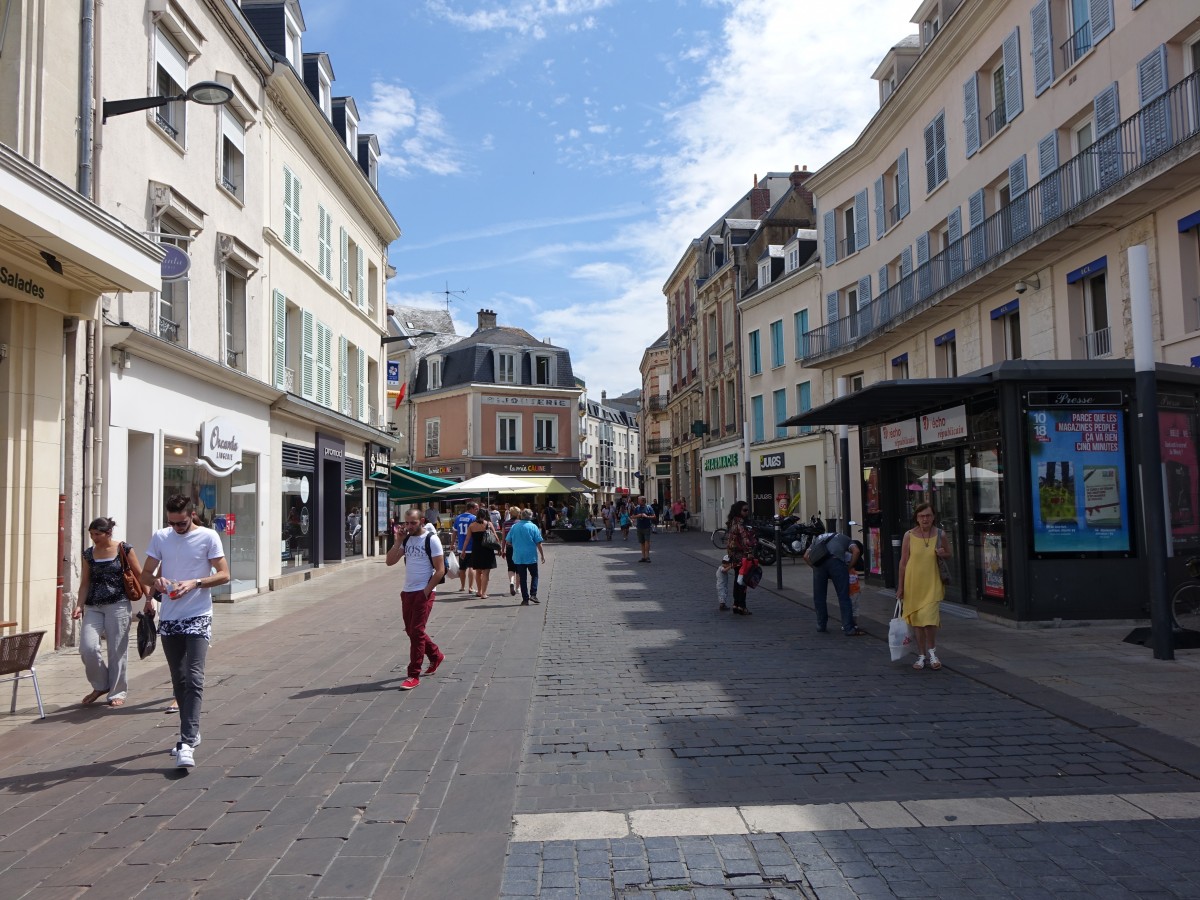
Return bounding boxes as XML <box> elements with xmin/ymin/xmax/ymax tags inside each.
<box><xmin>928</xmin><ymin>649</ymin><xmax>942</xmax><ymax>670</ymax></box>
<box><xmin>912</xmin><ymin>655</ymin><xmax>926</xmax><ymax>670</ymax></box>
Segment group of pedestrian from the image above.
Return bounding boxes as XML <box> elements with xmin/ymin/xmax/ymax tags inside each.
<box><xmin>75</xmin><ymin>495</ymin><xmax>229</xmax><ymax>770</ymax></box>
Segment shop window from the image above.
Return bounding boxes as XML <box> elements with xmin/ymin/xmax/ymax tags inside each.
<box><xmin>282</xmin><ymin>461</ymin><xmax>313</xmax><ymax>571</ymax></box>
<box><xmin>345</xmin><ymin>458</ymin><xmax>364</xmax><ymax>557</ymax></box>
<box><xmin>223</xmin><ymin>267</ymin><xmax>247</xmax><ymax>371</ymax></box>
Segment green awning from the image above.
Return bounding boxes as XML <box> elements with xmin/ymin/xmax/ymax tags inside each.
<box><xmin>390</xmin><ymin>466</ymin><xmax>456</xmax><ymax>503</ymax></box>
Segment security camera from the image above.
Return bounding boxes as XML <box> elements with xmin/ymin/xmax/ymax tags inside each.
<box><xmin>1014</xmin><ymin>274</ymin><xmax>1040</xmax><ymax>294</ymax></box>
<box><xmin>1015</xmin><ymin>280</ymin><xmax>1028</xmax><ymax>294</ymax></box>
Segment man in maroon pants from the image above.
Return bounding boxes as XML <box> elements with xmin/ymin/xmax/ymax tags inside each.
<box><xmin>386</xmin><ymin>508</ymin><xmax>446</xmax><ymax>690</ymax></box>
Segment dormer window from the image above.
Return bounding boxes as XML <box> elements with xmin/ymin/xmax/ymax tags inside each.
<box><xmin>284</xmin><ymin>8</ymin><xmax>302</xmax><ymax>67</ymax></box>
<box><xmin>495</xmin><ymin>351</ymin><xmax>517</xmax><ymax>385</ymax></box>
<box><xmin>318</xmin><ymin>69</ymin><xmax>331</xmax><ymax>119</ymax></box>
<box><xmin>345</xmin><ymin>109</ymin><xmax>358</xmax><ymax>155</ymax></box>
<box><xmin>531</xmin><ymin>352</ymin><xmax>555</xmax><ymax>386</ymax></box>
<box><xmin>923</xmin><ymin>15</ymin><xmax>940</xmax><ymax>46</ymax></box>
<box><xmin>758</xmin><ymin>260</ymin><xmax>771</xmax><ymax>289</ymax></box>
<box><xmin>427</xmin><ymin>355</ymin><xmax>443</xmax><ymax>390</ymax></box>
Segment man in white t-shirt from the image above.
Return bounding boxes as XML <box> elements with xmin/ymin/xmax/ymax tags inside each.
<box><xmin>141</xmin><ymin>495</ymin><xmax>229</xmax><ymax>769</ymax></box>
<box><xmin>386</xmin><ymin>507</ymin><xmax>446</xmax><ymax>691</ymax></box>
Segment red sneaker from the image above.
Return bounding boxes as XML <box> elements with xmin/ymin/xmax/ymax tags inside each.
<box><xmin>423</xmin><ymin>651</ymin><xmax>445</xmax><ymax>676</ymax></box>
<box><xmin>400</xmin><ymin>677</ymin><xmax>420</xmax><ymax>691</ymax></box>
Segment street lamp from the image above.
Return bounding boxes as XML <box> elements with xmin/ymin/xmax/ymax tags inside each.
<box><xmin>102</xmin><ymin>81</ymin><xmax>234</xmax><ymax>123</ymax></box>
<box><xmin>381</xmin><ymin>330</ymin><xmax>439</xmax><ymax>346</ymax></box>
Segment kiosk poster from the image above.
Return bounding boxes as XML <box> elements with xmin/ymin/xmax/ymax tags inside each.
<box><xmin>1159</xmin><ymin>411</ymin><xmax>1199</xmax><ymax>543</ymax></box>
<box><xmin>982</xmin><ymin>533</ymin><xmax>1005</xmax><ymax>598</ymax></box>
<box><xmin>1027</xmin><ymin>408</ymin><xmax>1130</xmax><ymax>553</ymax></box>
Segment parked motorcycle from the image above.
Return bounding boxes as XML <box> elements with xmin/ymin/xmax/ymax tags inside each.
<box><xmin>749</xmin><ymin>512</ymin><xmax>826</xmax><ymax>567</ymax></box>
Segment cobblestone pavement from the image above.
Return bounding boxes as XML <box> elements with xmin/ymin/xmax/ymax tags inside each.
<box><xmin>2</xmin><ymin>533</ymin><xmax>1200</xmax><ymax>898</ymax></box>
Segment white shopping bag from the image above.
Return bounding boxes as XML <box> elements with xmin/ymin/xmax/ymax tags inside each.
<box><xmin>888</xmin><ymin>600</ymin><xmax>915</xmax><ymax>662</ymax></box>
<box><xmin>445</xmin><ymin>550</ymin><xmax>460</xmax><ymax>577</ymax></box>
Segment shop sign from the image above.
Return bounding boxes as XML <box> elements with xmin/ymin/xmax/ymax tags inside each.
<box><xmin>1027</xmin><ymin>408</ymin><xmax>1130</xmax><ymax>554</ymax></box>
<box><xmin>920</xmin><ymin>405</ymin><xmax>967</xmax><ymax>445</ymax></box>
<box><xmin>369</xmin><ymin>444</ymin><xmax>391</xmax><ymax>482</ymax></box>
<box><xmin>323</xmin><ymin>446</ymin><xmax>343</xmax><ymax>460</ymax></box>
<box><xmin>703</xmin><ymin>452</ymin><xmax>739</xmax><ymax>472</ymax></box>
<box><xmin>483</xmin><ymin>396</ymin><xmax>571</xmax><ymax>408</ymax></box>
<box><xmin>387</xmin><ymin>361</ymin><xmax>400</xmax><ymax>388</ymax></box>
<box><xmin>880</xmin><ymin>419</ymin><xmax>918</xmax><ymax>452</ymax></box>
<box><xmin>655</xmin><ymin>463</ymin><xmax>670</xmax><ymax>475</ymax></box>
<box><xmin>426</xmin><ymin>464</ymin><xmax>460</xmax><ymax>475</ymax></box>
<box><xmin>198</xmin><ymin>417</ymin><xmax>243</xmax><ymax>477</ymax></box>
<box><xmin>160</xmin><ymin>245</ymin><xmax>190</xmax><ymax>282</ymax></box>
<box><xmin>759</xmin><ymin>452</ymin><xmax>785</xmax><ymax>471</ymax></box>
<box><xmin>504</xmin><ymin>463</ymin><xmax>549</xmax><ymax>473</ymax></box>
<box><xmin>1027</xmin><ymin>389</ymin><xmax>1124</xmax><ymax>407</ymax></box>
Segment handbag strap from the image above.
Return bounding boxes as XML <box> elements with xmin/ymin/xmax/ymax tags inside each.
<box><xmin>894</xmin><ymin>598</ymin><xmax>904</xmax><ymax>618</ymax></box>
<box><xmin>117</xmin><ymin>542</ymin><xmax>130</xmax><ymax>571</ymax></box>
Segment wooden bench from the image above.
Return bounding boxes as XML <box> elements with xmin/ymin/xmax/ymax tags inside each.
<box><xmin>0</xmin><ymin>630</ymin><xmax>46</xmax><ymax>719</ymax></box>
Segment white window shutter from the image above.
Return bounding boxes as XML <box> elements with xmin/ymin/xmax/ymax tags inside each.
<box><xmin>273</xmin><ymin>290</ymin><xmax>287</xmax><ymax>390</ymax></box>
<box><xmin>282</xmin><ymin>169</ymin><xmax>293</xmax><ymax>250</ymax></box>
<box><xmin>300</xmin><ymin>309</ymin><xmax>314</xmax><ymax>400</ymax></box>
<box><xmin>339</xmin><ymin>227</ymin><xmax>349</xmax><ymax>294</ymax></box>
<box><xmin>317</xmin><ymin>323</ymin><xmax>332</xmax><ymax>408</ymax></box>
<box><xmin>291</xmin><ymin>173</ymin><xmax>302</xmax><ymax>252</ymax></box>
<box><xmin>1002</xmin><ymin>27</ymin><xmax>1023</xmax><ymax>122</ymax></box>
<box><xmin>963</xmin><ymin>74</ymin><xmax>980</xmax><ymax>158</ymax></box>
<box><xmin>1030</xmin><ymin>0</ymin><xmax>1053</xmax><ymax>97</ymax></box>
<box><xmin>339</xmin><ymin>335</ymin><xmax>350</xmax><ymax>415</ymax></box>
<box><xmin>356</xmin><ymin>246</ymin><xmax>366</xmax><ymax>309</ymax></box>
<box><xmin>357</xmin><ymin>349</ymin><xmax>367</xmax><ymax>423</ymax></box>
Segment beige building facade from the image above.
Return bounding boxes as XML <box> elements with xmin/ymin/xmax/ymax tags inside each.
<box><xmin>639</xmin><ymin>332</ymin><xmax>671</xmax><ymax>506</ymax></box>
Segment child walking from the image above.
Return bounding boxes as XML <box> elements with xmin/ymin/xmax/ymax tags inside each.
<box><xmin>716</xmin><ymin>555</ymin><xmax>733</xmax><ymax>612</ymax></box>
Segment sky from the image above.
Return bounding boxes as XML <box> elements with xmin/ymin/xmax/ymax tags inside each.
<box><xmin>301</xmin><ymin>0</ymin><xmax>919</xmax><ymax>395</ymax></box>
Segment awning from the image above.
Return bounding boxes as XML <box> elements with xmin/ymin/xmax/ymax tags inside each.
<box><xmin>782</xmin><ymin>377</ymin><xmax>991</xmax><ymax>427</ymax></box>
<box><xmin>390</xmin><ymin>465</ymin><xmax>456</xmax><ymax>502</ymax></box>
<box><xmin>498</xmin><ymin>475</ymin><xmax>595</xmax><ymax>495</ymax></box>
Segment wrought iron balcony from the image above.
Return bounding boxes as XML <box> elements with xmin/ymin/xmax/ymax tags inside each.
<box><xmin>1060</xmin><ymin>20</ymin><xmax>1091</xmax><ymax>72</ymax></box>
<box><xmin>838</xmin><ymin>235</ymin><xmax>857</xmax><ymax>258</ymax></box>
<box><xmin>158</xmin><ymin>315</ymin><xmax>180</xmax><ymax>343</ymax></box>
<box><xmin>155</xmin><ymin>112</ymin><xmax>179</xmax><ymax>139</ymax></box>
<box><xmin>646</xmin><ymin>394</ymin><xmax>668</xmax><ymax>411</ymax></box>
<box><xmin>647</xmin><ymin>438</ymin><xmax>672</xmax><ymax>454</ymax></box>
<box><xmin>984</xmin><ymin>105</ymin><xmax>1007</xmax><ymax>141</ymax></box>
<box><xmin>284</xmin><ymin>367</ymin><xmax>295</xmax><ymax>393</ymax></box>
<box><xmin>803</xmin><ymin>68</ymin><xmax>1200</xmax><ymax>365</ymax></box>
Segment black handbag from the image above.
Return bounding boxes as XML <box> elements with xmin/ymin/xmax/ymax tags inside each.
<box><xmin>136</xmin><ymin>606</ymin><xmax>157</xmax><ymax>659</ymax></box>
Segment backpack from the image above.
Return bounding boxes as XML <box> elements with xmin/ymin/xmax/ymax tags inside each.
<box><xmin>808</xmin><ymin>532</ymin><xmax>850</xmax><ymax>567</ymax></box>
<box><xmin>405</xmin><ymin>533</ymin><xmax>446</xmax><ymax>584</ymax></box>
<box><xmin>744</xmin><ymin>562</ymin><xmax>763</xmax><ymax>590</ymax></box>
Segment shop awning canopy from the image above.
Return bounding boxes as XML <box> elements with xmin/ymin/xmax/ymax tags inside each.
<box><xmin>390</xmin><ymin>466</ymin><xmax>456</xmax><ymax>502</ymax></box>
<box><xmin>782</xmin><ymin>377</ymin><xmax>991</xmax><ymax>427</ymax></box>
<box><xmin>498</xmin><ymin>475</ymin><xmax>597</xmax><ymax>495</ymax></box>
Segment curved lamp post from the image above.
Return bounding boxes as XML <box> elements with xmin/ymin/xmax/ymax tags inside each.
<box><xmin>102</xmin><ymin>80</ymin><xmax>234</xmax><ymax>123</ymax></box>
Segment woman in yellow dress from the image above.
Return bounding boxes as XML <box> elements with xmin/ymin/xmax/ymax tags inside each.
<box><xmin>895</xmin><ymin>502</ymin><xmax>951</xmax><ymax>670</ymax></box>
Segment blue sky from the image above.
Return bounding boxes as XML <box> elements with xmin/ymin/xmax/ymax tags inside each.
<box><xmin>301</xmin><ymin>0</ymin><xmax>918</xmax><ymax>393</ymax></box>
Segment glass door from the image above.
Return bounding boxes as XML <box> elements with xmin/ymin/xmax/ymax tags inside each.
<box><xmin>894</xmin><ymin>450</ymin><xmax>963</xmax><ymax>604</ymax></box>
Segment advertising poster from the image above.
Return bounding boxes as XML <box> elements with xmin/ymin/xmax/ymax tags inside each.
<box><xmin>868</xmin><ymin>527</ymin><xmax>882</xmax><ymax>576</ymax></box>
<box><xmin>1027</xmin><ymin>408</ymin><xmax>1130</xmax><ymax>553</ymax></box>
<box><xmin>1160</xmin><ymin>411</ymin><xmax>1199</xmax><ymax>545</ymax></box>
<box><xmin>982</xmin><ymin>533</ymin><xmax>1005</xmax><ymax>598</ymax></box>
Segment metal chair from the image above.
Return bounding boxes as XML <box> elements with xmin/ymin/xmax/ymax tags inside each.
<box><xmin>0</xmin><ymin>630</ymin><xmax>46</xmax><ymax>719</ymax></box>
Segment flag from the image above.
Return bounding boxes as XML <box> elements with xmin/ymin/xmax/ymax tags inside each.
<box><xmin>394</xmin><ymin>382</ymin><xmax>406</xmax><ymax>409</ymax></box>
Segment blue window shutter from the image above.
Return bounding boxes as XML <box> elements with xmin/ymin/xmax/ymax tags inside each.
<box><xmin>934</xmin><ymin>113</ymin><xmax>947</xmax><ymax>185</ymax></box>
<box><xmin>1009</xmin><ymin>155</ymin><xmax>1030</xmax><ymax>241</ymax></box>
<box><xmin>857</xmin><ymin>275</ymin><xmax>871</xmax><ymax>308</ymax></box>
<box><xmin>1138</xmin><ymin>45</ymin><xmax>1171</xmax><ymax>161</ymax></box>
<box><xmin>878</xmin><ymin>265</ymin><xmax>889</xmax><ymax>293</ymax></box>
<box><xmin>823</xmin><ymin>210</ymin><xmax>837</xmax><ymax>264</ymax></box>
<box><xmin>924</xmin><ymin>121</ymin><xmax>937</xmax><ymax>193</ymax></box>
<box><xmin>963</xmin><ymin>74</ymin><xmax>980</xmax><ymax>158</ymax></box>
<box><xmin>897</xmin><ymin>149</ymin><xmax>910</xmax><ymax>219</ymax></box>
<box><xmin>855</xmin><ymin>189</ymin><xmax>869</xmax><ymax>251</ymax></box>
<box><xmin>900</xmin><ymin>246</ymin><xmax>914</xmax><ymax>311</ymax></box>
<box><xmin>751</xmin><ymin>395</ymin><xmax>764</xmax><ymax>443</ymax></box>
<box><xmin>900</xmin><ymin>246</ymin><xmax>913</xmax><ymax>276</ymax></box>
<box><xmin>1003</xmin><ymin>27</ymin><xmax>1023</xmax><ymax>122</ymax></box>
<box><xmin>773</xmin><ymin>390</ymin><xmax>787</xmax><ymax>439</ymax></box>
<box><xmin>947</xmin><ymin>207</ymin><xmax>963</xmax><ymax>279</ymax></box>
<box><xmin>1030</xmin><ymin>0</ymin><xmax>1053</xmax><ymax>97</ymax></box>
<box><xmin>916</xmin><ymin>233</ymin><xmax>931</xmax><ymax>300</ymax></box>
<box><xmin>968</xmin><ymin>189</ymin><xmax>986</xmax><ymax>268</ymax></box>
<box><xmin>874</xmin><ymin>176</ymin><xmax>885</xmax><ymax>239</ymax></box>
<box><xmin>825</xmin><ymin>291</ymin><xmax>839</xmax><ymax>323</ymax></box>
<box><xmin>1038</xmin><ymin>132</ymin><xmax>1061</xmax><ymax>222</ymax></box>
<box><xmin>1093</xmin><ymin>83</ymin><xmax>1122</xmax><ymax>188</ymax></box>
<box><xmin>1089</xmin><ymin>0</ymin><xmax>1114</xmax><ymax>45</ymax></box>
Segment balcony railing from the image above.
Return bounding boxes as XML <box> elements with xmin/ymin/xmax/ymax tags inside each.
<box><xmin>155</xmin><ymin>112</ymin><xmax>179</xmax><ymax>139</ymax></box>
<box><xmin>838</xmin><ymin>235</ymin><xmax>857</xmax><ymax>258</ymax></box>
<box><xmin>158</xmin><ymin>315</ymin><xmax>180</xmax><ymax>343</ymax></box>
<box><xmin>646</xmin><ymin>394</ymin><xmax>668</xmax><ymax>411</ymax></box>
<box><xmin>984</xmin><ymin>105</ymin><xmax>1007</xmax><ymax>141</ymax></box>
<box><xmin>284</xmin><ymin>367</ymin><xmax>295</xmax><ymax>393</ymax></box>
<box><xmin>221</xmin><ymin>175</ymin><xmax>239</xmax><ymax>194</ymax></box>
<box><xmin>803</xmin><ymin>68</ymin><xmax>1200</xmax><ymax>364</ymax></box>
<box><xmin>1060</xmin><ymin>20</ymin><xmax>1091</xmax><ymax>72</ymax></box>
<box><xmin>1083</xmin><ymin>326</ymin><xmax>1112</xmax><ymax>359</ymax></box>
<box><xmin>887</xmin><ymin>203</ymin><xmax>901</xmax><ymax>231</ymax></box>
<box><xmin>647</xmin><ymin>438</ymin><xmax>672</xmax><ymax>454</ymax></box>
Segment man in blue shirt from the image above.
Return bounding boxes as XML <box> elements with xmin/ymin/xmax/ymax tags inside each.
<box><xmin>452</xmin><ymin>501</ymin><xmax>478</xmax><ymax>593</ymax></box>
<box><xmin>507</xmin><ymin>508</ymin><xmax>546</xmax><ymax>604</ymax></box>
<box><xmin>632</xmin><ymin>495</ymin><xmax>655</xmax><ymax>563</ymax></box>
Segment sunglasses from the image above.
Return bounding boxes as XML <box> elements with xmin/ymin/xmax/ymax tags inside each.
<box><xmin>167</xmin><ymin>518</ymin><xmax>191</xmax><ymax>530</ymax></box>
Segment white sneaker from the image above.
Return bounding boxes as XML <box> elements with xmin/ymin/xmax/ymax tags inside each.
<box><xmin>169</xmin><ymin>733</ymin><xmax>200</xmax><ymax>757</ymax></box>
<box><xmin>175</xmin><ymin>742</ymin><xmax>195</xmax><ymax>768</ymax></box>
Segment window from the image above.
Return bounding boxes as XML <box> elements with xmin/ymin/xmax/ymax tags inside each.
<box><xmin>797</xmin><ymin>381</ymin><xmax>812</xmax><ymax>433</ymax></box>
<box><xmin>535</xmin><ymin>416</ymin><xmax>557</xmax><ymax>452</ymax></box>
<box><xmin>923</xmin><ymin>13</ymin><xmax>940</xmax><ymax>47</ymax></box>
<box><xmin>1082</xmin><ymin>272</ymin><xmax>1110</xmax><ymax>358</ymax></box>
<box><xmin>427</xmin><ymin>356</ymin><xmax>442</xmax><ymax>390</ymax></box>
<box><xmin>769</xmin><ymin>320</ymin><xmax>784</xmax><ymax>368</ymax></box>
<box><xmin>725</xmin><ymin>378</ymin><xmax>737</xmax><ymax>429</ymax></box>
<box><xmin>533</xmin><ymin>353</ymin><xmax>554</xmax><ymax>385</ymax></box>
<box><xmin>223</xmin><ymin>267</ymin><xmax>247</xmax><ymax>371</ymax></box>
<box><xmin>992</xmin><ymin>302</ymin><xmax>1022</xmax><ymax>360</ymax></box>
<box><xmin>317</xmin><ymin>206</ymin><xmax>333</xmax><ymax>280</ymax></box>
<box><xmin>709</xmin><ymin>387</ymin><xmax>720</xmax><ymax>433</ymax></box>
<box><xmin>157</xmin><ymin>217</ymin><xmax>189</xmax><ymax>345</ymax></box>
<box><xmin>284</xmin><ymin>9</ymin><xmax>302</xmax><ymax>66</ymax></box>
<box><xmin>924</xmin><ymin>111</ymin><xmax>948</xmax><ymax>193</ymax></box>
<box><xmin>849</xmin><ymin>373</ymin><xmax>865</xmax><ymax>393</ymax></box>
<box><xmin>758</xmin><ymin>260</ymin><xmax>771</xmax><ymax>288</ymax></box>
<box><xmin>498</xmin><ymin>415</ymin><xmax>520</xmax><ymax>453</ymax></box>
<box><xmin>282</xmin><ymin>166</ymin><xmax>301</xmax><ymax>253</ymax></box>
<box><xmin>773</xmin><ymin>389</ymin><xmax>788</xmax><ymax>439</ymax></box>
<box><xmin>892</xmin><ymin>353</ymin><xmax>910</xmax><ymax>380</ymax></box>
<box><xmin>496</xmin><ymin>352</ymin><xmax>517</xmax><ymax>384</ymax></box>
<box><xmin>318</xmin><ymin>69</ymin><xmax>332</xmax><ymax>119</ymax></box>
<box><xmin>315</xmin><ymin>321</ymin><xmax>332</xmax><ymax>408</ymax></box>
<box><xmin>935</xmin><ymin>331</ymin><xmax>958</xmax><ymax>377</ymax></box>
<box><xmin>723</xmin><ymin>300</ymin><xmax>733</xmax><ymax>348</ymax></box>
<box><xmin>1074</xmin><ymin>118</ymin><xmax>1098</xmax><ymax>198</ymax></box>
<box><xmin>842</xmin><ymin>205</ymin><xmax>857</xmax><ymax>257</ymax></box>
<box><xmin>219</xmin><ymin>110</ymin><xmax>245</xmax><ymax>200</ymax></box>
<box><xmin>748</xmin><ymin>330</ymin><xmax>762</xmax><ymax>375</ymax></box>
<box><xmin>706</xmin><ymin>312</ymin><xmax>718</xmax><ymax>358</ymax></box>
<box><xmin>794</xmin><ymin>309</ymin><xmax>809</xmax><ymax>359</ymax></box>
<box><xmin>751</xmin><ymin>395</ymin><xmax>765</xmax><ymax>443</ymax></box>
<box><xmin>345</xmin><ymin>108</ymin><xmax>359</xmax><ymax>155</ymax></box>
<box><xmin>154</xmin><ymin>29</ymin><xmax>188</xmax><ymax>145</ymax></box>
<box><xmin>425</xmin><ymin>419</ymin><xmax>440</xmax><ymax>458</ymax></box>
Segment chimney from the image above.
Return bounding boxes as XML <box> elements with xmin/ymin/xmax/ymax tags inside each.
<box><xmin>476</xmin><ymin>308</ymin><xmax>497</xmax><ymax>331</ymax></box>
<box><xmin>601</xmin><ymin>390</ymin><xmax>607</xmax><ymax>404</ymax></box>
<box><xmin>750</xmin><ymin>172</ymin><xmax>770</xmax><ymax>220</ymax></box>
<box><xmin>790</xmin><ymin>164</ymin><xmax>814</xmax><ymax>211</ymax></box>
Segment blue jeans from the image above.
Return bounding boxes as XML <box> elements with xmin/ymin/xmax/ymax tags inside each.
<box><xmin>515</xmin><ymin>562</ymin><xmax>539</xmax><ymax>600</ymax></box>
<box><xmin>812</xmin><ymin>557</ymin><xmax>857</xmax><ymax>634</ymax></box>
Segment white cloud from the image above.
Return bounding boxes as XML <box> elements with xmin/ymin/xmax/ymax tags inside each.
<box><xmin>359</xmin><ymin>81</ymin><xmax>462</xmax><ymax>177</ymax></box>
<box><xmin>426</xmin><ymin>0</ymin><xmax>614</xmax><ymax>39</ymax></box>
<box><xmin>572</xmin><ymin>262</ymin><xmax>632</xmax><ymax>287</ymax></box>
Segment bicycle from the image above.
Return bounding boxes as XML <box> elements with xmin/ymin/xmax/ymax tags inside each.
<box><xmin>711</xmin><ymin>526</ymin><xmax>728</xmax><ymax>549</ymax></box>
<box><xmin>1172</xmin><ymin>556</ymin><xmax>1200</xmax><ymax>631</ymax></box>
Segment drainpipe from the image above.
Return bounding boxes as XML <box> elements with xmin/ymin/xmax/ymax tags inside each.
<box><xmin>837</xmin><ymin>376</ymin><xmax>850</xmax><ymax>536</ymax></box>
<box><xmin>77</xmin><ymin>0</ymin><xmax>94</xmax><ymax>197</ymax></box>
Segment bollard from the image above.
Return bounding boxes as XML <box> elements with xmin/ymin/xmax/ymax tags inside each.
<box><xmin>775</xmin><ymin>520</ymin><xmax>784</xmax><ymax>589</ymax></box>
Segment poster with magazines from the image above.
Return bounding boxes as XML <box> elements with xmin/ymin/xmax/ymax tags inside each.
<box><xmin>982</xmin><ymin>532</ymin><xmax>1005</xmax><ymax>598</ymax></box>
